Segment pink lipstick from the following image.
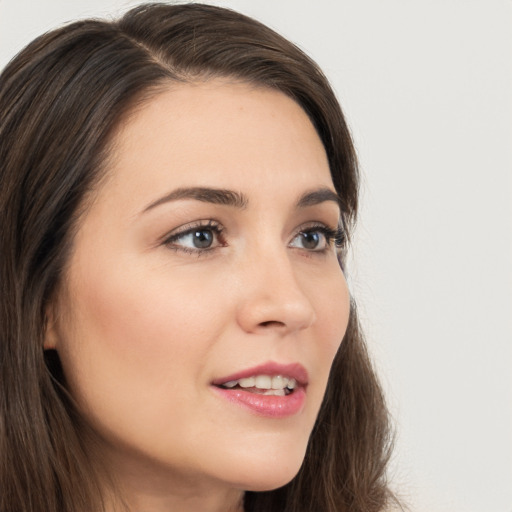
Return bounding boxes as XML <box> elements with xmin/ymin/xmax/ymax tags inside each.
<box><xmin>211</xmin><ymin>361</ymin><xmax>308</xmax><ymax>418</ymax></box>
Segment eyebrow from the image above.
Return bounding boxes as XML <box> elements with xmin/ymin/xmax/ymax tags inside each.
<box><xmin>143</xmin><ymin>187</ymin><xmax>248</xmax><ymax>212</ymax></box>
<box><xmin>296</xmin><ymin>188</ymin><xmax>342</xmax><ymax>210</ymax></box>
<box><xmin>142</xmin><ymin>186</ymin><xmax>341</xmax><ymax>213</ymax></box>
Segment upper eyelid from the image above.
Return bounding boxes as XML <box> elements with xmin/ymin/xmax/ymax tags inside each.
<box><xmin>291</xmin><ymin>224</ymin><xmax>339</xmax><ymax>244</ymax></box>
<box><xmin>295</xmin><ymin>220</ymin><xmax>338</xmax><ymax>231</ymax></box>
<box><xmin>161</xmin><ymin>220</ymin><xmax>221</xmax><ymax>241</ymax></box>
<box><xmin>293</xmin><ymin>221</ymin><xmax>343</xmax><ymax>239</ymax></box>
<box><xmin>166</xmin><ymin>221</ymin><xmax>338</xmax><ymax>239</ymax></box>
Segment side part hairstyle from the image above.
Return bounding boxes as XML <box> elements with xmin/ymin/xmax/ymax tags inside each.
<box><xmin>0</xmin><ymin>4</ymin><xmax>394</xmax><ymax>512</ymax></box>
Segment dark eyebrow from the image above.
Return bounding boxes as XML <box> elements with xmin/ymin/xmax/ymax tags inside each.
<box><xmin>143</xmin><ymin>187</ymin><xmax>248</xmax><ymax>213</ymax></box>
<box><xmin>296</xmin><ymin>188</ymin><xmax>342</xmax><ymax>210</ymax></box>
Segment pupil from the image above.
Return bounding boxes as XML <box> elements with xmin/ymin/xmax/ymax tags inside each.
<box><xmin>302</xmin><ymin>232</ymin><xmax>319</xmax><ymax>249</ymax></box>
<box><xmin>193</xmin><ymin>229</ymin><xmax>213</xmax><ymax>248</ymax></box>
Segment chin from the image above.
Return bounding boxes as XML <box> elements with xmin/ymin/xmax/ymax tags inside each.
<box><xmin>242</xmin><ymin>471</ymin><xmax>300</xmax><ymax>493</ymax></box>
<box><xmin>223</xmin><ymin>445</ymin><xmax>306</xmax><ymax>493</ymax></box>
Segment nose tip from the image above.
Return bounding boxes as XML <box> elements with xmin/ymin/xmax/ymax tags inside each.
<box><xmin>236</xmin><ymin>261</ymin><xmax>317</xmax><ymax>335</ymax></box>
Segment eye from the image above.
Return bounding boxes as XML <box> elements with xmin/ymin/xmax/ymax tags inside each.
<box><xmin>289</xmin><ymin>224</ymin><xmax>345</xmax><ymax>253</ymax></box>
<box><xmin>163</xmin><ymin>221</ymin><xmax>225</xmax><ymax>253</ymax></box>
<box><xmin>292</xmin><ymin>231</ymin><xmax>326</xmax><ymax>251</ymax></box>
<box><xmin>184</xmin><ymin>229</ymin><xmax>215</xmax><ymax>249</ymax></box>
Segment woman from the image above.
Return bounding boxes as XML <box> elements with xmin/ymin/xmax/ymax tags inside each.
<box><xmin>0</xmin><ymin>3</ymin><xmax>395</xmax><ymax>511</ymax></box>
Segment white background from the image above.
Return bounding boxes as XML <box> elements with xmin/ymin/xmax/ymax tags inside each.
<box><xmin>1</xmin><ymin>1</ymin><xmax>510</xmax><ymax>511</ymax></box>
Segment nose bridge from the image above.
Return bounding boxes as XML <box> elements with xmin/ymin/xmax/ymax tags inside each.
<box><xmin>236</xmin><ymin>240</ymin><xmax>316</xmax><ymax>334</ymax></box>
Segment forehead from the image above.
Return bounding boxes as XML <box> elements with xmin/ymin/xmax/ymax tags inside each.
<box><xmin>98</xmin><ymin>80</ymin><xmax>332</xmax><ymax>210</ymax></box>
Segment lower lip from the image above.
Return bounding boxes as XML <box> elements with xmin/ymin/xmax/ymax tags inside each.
<box><xmin>212</xmin><ymin>386</ymin><xmax>306</xmax><ymax>418</ymax></box>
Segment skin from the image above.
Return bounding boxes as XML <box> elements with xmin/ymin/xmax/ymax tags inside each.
<box><xmin>45</xmin><ymin>80</ymin><xmax>350</xmax><ymax>512</ymax></box>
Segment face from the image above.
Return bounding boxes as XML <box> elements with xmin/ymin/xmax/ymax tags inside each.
<box><xmin>47</xmin><ymin>81</ymin><xmax>350</xmax><ymax>502</ymax></box>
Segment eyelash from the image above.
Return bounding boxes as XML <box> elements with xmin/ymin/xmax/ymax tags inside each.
<box><xmin>162</xmin><ymin>220</ymin><xmax>346</xmax><ymax>256</ymax></box>
<box><xmin>306</xmin><ymin>224</ymin><xmax>346</xmax><ymax>251</ymax></box>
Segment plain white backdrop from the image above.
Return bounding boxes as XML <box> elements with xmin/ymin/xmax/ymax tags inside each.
<box><xmin>1</xmin><ymin>1</ymin><xmax>510</xmax><ymax>511</ymax></box>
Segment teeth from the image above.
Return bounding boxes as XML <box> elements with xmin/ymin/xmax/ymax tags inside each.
<box><xmin>222</xmin><ymin>375</ymin><xmax>298</xmax><ymax>391</ymax></box>
<box><xmin>263</xmin><ymin>389</ymin><xmax>286</xmax><ymax>396</ymax></box>
<box><xmin>271</xmin><ymin>375</ymin><xmax>287</xmax><ymax>389</ymax></box>
<box><xmin>254</xmin><ymin>375</ymin><xmax>272</xmax><ymax>388</ymax></box>
<box><xmin>238</xmin><ymin>377</ymin><xmax>255</xmax><ymax>388</ymax></box>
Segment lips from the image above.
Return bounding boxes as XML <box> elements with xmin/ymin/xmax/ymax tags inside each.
<box><xmin>213</xmin><ymin>361</ymin><xmax>308</xmax><ymax>387</ymax></box>
<box><xmin>211</xmin><ymin>362</ymin><xmax>308</xmax><ymax>418</ymax></box>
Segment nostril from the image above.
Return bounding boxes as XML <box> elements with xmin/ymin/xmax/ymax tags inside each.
<box><xmin>259</xmin><ymin>320</ymin><xmax>285</xmax><ymax>328</ymax></box>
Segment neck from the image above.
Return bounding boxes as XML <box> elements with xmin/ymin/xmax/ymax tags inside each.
<box><xmin>108</xmin><ymin>485</ymin><xmax>244</xmax><ymax>512</ymax></box>
<box><xmin>99</xmin><ymin>449</ymin><xmax>245</xmax><ymax>512</ymax></box>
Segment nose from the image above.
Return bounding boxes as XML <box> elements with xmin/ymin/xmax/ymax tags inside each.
<box><xmin>235</xmin><ymin>247</ymin><xmax>317</xmax><ymax>336</ymax></box>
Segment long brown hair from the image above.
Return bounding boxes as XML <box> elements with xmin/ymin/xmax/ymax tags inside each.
<box><xmin>0</xmin><ymin>4</ymin><xmax>395</xmax><ymax>511</ymax></box>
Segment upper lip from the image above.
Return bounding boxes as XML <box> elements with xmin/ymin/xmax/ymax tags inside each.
<box><xmin>212</xmin><ymin>361</ymin><xmax>309</xmax><ymax>387</ymax></box>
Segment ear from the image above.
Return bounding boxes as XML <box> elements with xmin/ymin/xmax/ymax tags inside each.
<box><xmin>43</xmin><ymin>302</ymin><xmax>59</xmax><ymax>350</ymax></box>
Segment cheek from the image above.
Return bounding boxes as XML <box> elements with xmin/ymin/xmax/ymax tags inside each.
<box><xmin>315</xmin><ymin>270</ymin><xmax>350</xmax><ymax>355</ymax></box>
<box><xmin>317</xmin><ymin>274</ymin><xmax>350</xmax><ymax>398</ymax></box>
<box><xmin>55</xmin><ymin>260</ymin><xmax>223</xmax><ymax>435</ymax></box>
<box><xmin>298</xmin><ymin>268</ymin><xmax>350</xmax><ymax>415</ymax></box>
